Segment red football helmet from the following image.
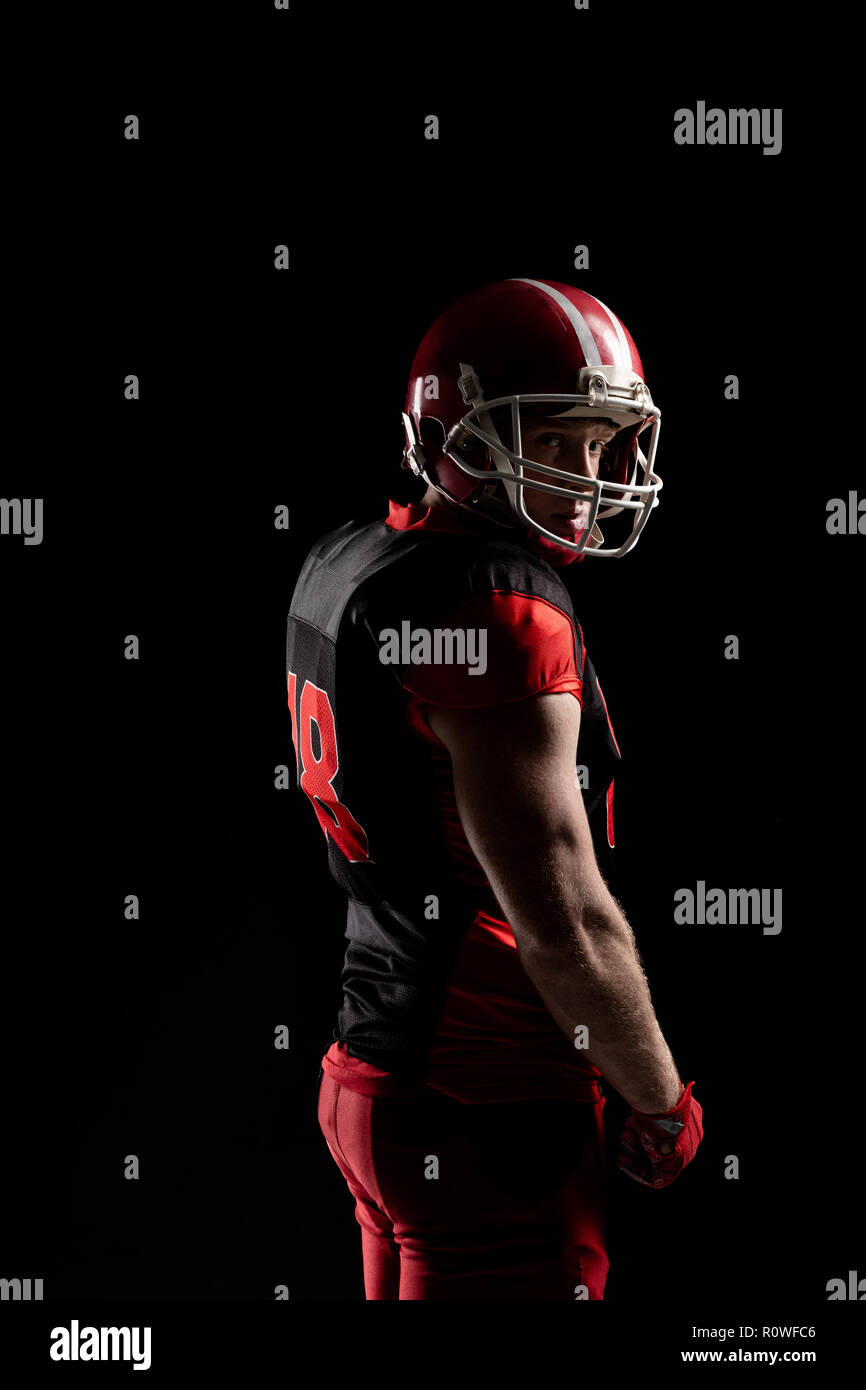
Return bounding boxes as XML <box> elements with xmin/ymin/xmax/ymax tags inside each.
<box><xmin>401</xmin><ymin>278</ymin><xmax>662</xmax><ymax>558</ymax></box>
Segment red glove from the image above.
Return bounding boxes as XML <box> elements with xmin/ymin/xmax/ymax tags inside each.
<box><xmin>616</xmin><ymin>1080</ymin><xmax>703</xmax><ymax>1189</ymax></box>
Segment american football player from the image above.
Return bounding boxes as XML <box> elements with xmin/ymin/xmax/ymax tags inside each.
<box><xmin>287</xmin><ymin>278</ymin><xmax>703</xmax><ymax>1300</ymax></box>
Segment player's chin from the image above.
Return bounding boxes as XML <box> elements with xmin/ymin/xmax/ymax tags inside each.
<box><xmin>546</xmin><ymin>517</ymin><xmax>588</xmax><ymax>542</ymax></box>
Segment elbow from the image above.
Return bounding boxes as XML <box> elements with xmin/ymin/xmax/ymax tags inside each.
<box><xmin>514</xmin><ymin>887</ymin><xmax>624</xmax><ymax>963</ymax></box>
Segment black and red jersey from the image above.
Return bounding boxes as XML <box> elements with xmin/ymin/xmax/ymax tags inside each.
<box><xmin>286</xmin><ymin>498</ymin><xmax>621</xmax><ymax>1103</ymax></box>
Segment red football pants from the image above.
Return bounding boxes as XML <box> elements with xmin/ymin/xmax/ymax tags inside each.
<box><xmin>317</xmin><ymin>1071</ymin><xmax>609</xmax><ymax>1300</ymax></box>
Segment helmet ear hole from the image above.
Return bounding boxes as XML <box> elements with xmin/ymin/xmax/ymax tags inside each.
<box><xmin>419</xmin><ymin>417</ymin><xmax>447</xmax><ymax>463</ymax></box>
<box><xmin>453</xmin><ymin>428</ymin><xmax>493</xmax><ymax>473</ymax></box>
<box><xmin>422</xmin><ymin>417</ymin><xmax>488</xmax><ymax>505</ymax></box>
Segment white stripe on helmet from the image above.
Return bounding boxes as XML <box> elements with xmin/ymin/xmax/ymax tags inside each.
<box><xmin>592</xmin><ymin>294</ymin><xmax>633</xmax><ymax>370</ymax></box>
<box><xmin>510</xmin><ymin>278</ymin><xmax>603</xmax><ymax>366</ymax></box>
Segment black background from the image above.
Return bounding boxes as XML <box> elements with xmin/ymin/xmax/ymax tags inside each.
<box><xmin>1</xmin><ymin>0</ymin><xmax>860</xmax><ymax>1364</ymax></box>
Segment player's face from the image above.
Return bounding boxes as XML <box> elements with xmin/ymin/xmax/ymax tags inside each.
<box><xmin>517</xmin><ymin>416</ymin><xmax>620</xmax><ymax>542</ymax></box>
